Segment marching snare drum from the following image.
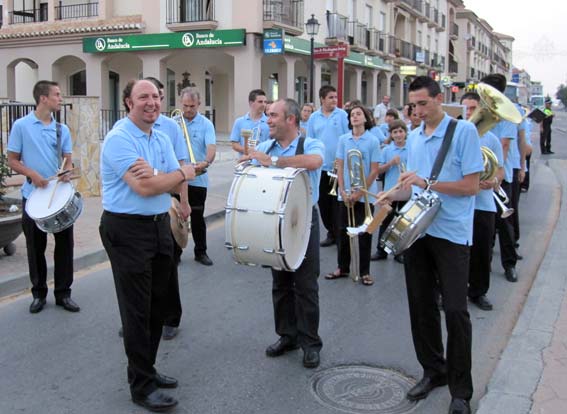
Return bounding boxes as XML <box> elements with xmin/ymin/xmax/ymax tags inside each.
<box><xmin>25</xmin><ymin>180</ymin><xmax>83</xmax><ymax>233</ymax></box>
<box><xmin>380</xmin><ymin>190</ymin><xmax>441</xmax><ymax>256</ymax></box>
<box><xmin>225</xmin><ymin>164</ymin><xmax>312</xmax><ymax>272</ymax></box>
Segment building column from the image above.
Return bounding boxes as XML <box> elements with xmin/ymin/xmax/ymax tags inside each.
<box><xmin>313</xmin><ymin>60</ymin><xmax>322</xmax><ymax>105</ymax></box>
<box><xmin>384</xmin><ymin>72</ymin><xmax>392</xmax><ymax>98</ymax></box>
<box><xmin>368</xmin><ymin>70</ymin><xmax>378</xmax><ymax>107</ymax></box>
<box><xmin>47</xmin><ymin>0</ymin><xmax>55</xmax><ymax>22</ymax></box>
<box><xmin>85</xmin><ymin>55</ymin><xmax>108</xmax><ymax>108</ymax></box>
<box><xmin>353</xmin><ymin>68</ymin><xmax>363</xmax><ymax>102</ymax></box>
<box><xmin>0</xmin><ymin>66</ymin><xmax>14</xmax><ymax>99</ymax></box>
<box><xmin>282</xmin><ymin>55</ymin><xmax>297</xmax><ymax>101</ymax></box>
<box><xmin>140</xmin><ymin>52</ymin><xmax>169</xmax><ymax>83</ymax></box>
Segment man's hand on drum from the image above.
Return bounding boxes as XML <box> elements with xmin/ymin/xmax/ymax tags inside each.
<box><xmin>30</xmin><ymin>171</ymin><xmax>49</xmax><ymax>188</ymax></box>
<box><xmin>243</xmin><ymin>150</ymin><xmax>271</xmax><ymax>167</ymax></box>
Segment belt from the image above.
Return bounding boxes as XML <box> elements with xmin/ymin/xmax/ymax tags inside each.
<box><xmin>103</xmin><ymin>211</ymin><xmax>168</xmax><ymax>222</ymax></box>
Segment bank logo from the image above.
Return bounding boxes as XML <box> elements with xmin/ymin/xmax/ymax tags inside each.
<box><xmin>182</xmin><ymin>33</ymin><xmax>195</xmax><ymax>48</ymax></box>
<box><xmin>95</xmin><ymin>38</ymin><xmax>106</xmax><ymax>52</ymax></box>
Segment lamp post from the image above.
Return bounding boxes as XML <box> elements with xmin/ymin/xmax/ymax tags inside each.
<box><xmin>306</xmin><ymin>14</ymin><xmax>320</xmax><ymax>104</ymax></box>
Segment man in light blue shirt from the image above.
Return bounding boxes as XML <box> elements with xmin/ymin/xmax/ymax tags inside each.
<box><xmin>307</xmin><ymin>85</ymin><xmax>348</xmax><ymax>246</ymax></box>
<box><xmin>246</xmin><ymin>98</ymin><xmax>324</xmax><ymax>370</ymax></box>
<box><xmin>7</xmin><ymin>80</ymin><xmax>79</xmax><ymax>314</ymax></box>
<box><xmin>179</xmin><ymin>87</ymin><xmax>216</xmax><ymax>267</ymax></box>
<box><xmin>230</xmin><ymin>89</ymin><xmax>270</xmax><ymax>155</ymax></box>
<box><xmin>382</xmin><ymin>77</ymin><xmax>482</xmax><ymax>414</ymax></box>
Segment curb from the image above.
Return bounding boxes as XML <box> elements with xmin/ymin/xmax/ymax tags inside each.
<box><xmin>0</xmin><ymin>208</ymin><xmax>227</xmax><ymax>300</ymax></box>
<box><xmin>476</xmin><ymin>159</ymin><xmax>566</xmax><ymax>413</ymax></box>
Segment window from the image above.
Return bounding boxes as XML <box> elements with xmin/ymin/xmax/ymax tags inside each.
<box><xmin>70</xmin><ymin>70</ymin><xmax>86</xmax><ymax>96</ymax></box>
<box><xmin>379</xmin><ymin>12</ymin><xmax>386</xmax><ymax>31</ymax></box>
<box><xmin>365</xmin><ymin>4</ymin><xmax>372</xmax><ymax>27</ymax></box>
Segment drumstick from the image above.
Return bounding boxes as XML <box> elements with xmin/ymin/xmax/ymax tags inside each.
<box><xmin>364</xmin><ymin>182</ymin><xmax>404</xmax><ymax>234</ymax></box>
<box><xmin>48</xmin><ymin>159</ymin><xmax>66</xmax><ymax>209</ymax></box>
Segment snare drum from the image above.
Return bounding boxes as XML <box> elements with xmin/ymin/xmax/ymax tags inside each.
<box><xmin>380</xmin><ymin>190</ymin><xmax>441</xmax><ymax>255</ymax></box>
<box><xmin>225</xmin><ymin>164</ymin><xmax>312</xmax><ymax>272</ymax></box>
<box><xmin>25</xmin><ymin>180</ymin><xmax>83</xmax><ymax>233</ymax></box>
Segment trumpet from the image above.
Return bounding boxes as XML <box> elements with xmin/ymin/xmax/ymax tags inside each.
<box><xmin>493</xmin><ymin>187</ymin><xmax>514</xmax><ymax>218</ymax></box>
<box><xmin>171</xmin><ymin>109</ymin><xmax>206</xmax><ymax>176</ymax></box>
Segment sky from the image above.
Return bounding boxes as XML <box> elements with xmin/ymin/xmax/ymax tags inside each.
<box><xmin>465</xmin><ymin>0</ymin><xmax>567</xmax><ymax>97</ymax></box>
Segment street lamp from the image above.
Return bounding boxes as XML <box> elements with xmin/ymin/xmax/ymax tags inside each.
<box><xmin>306</xmin><ymin>13</ymin><xmax>320</xmax><ymax>103</ymax></box>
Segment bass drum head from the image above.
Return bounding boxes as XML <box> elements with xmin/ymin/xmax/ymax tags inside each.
<box><xmin>280</xmin><ymin>169</ymin><xmax>312</xmax><ymax>271</ymax></box>
<box><xmin>25</xmin><ymin>180</ymin><xmax>74</xmax><ymax>220</ymax></box>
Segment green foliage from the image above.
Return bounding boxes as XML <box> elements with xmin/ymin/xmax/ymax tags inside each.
<box><xmin>0</xmin><ymin>153</ymin><xmax>10</xmax><ymax>199</ymax></box>
<box><xmin>555</xmin><ymin>84</ymin><xmax>567</xmax><ymax>108</ymax></box>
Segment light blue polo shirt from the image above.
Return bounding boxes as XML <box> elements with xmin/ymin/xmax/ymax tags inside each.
<box><xmin>379</xmin><ymin>142</ymin><xmax>408</xmax><ymax>191</ymax></box>
<box><xmin>489</xmin><ymin>120</ymin><xmax>517</xmax><ymax>183</ymax></box>
<box><xmin>114</xmin><ymin>114</ymin><xmax>189</xmax><ymax>163</ymax></box>
<box><xmin>254</xmin><ymin>135</ymin><xmax>324</xmax><ymax>206</ymax></box>
<box><xmin>300</xmin><ymin>120</ymin><xmax>309</xmax><ymax>133</ymax></box>
<box><xmin>182</xmin><ymin>113</ymin><xmax>216</xmax><ymax>188</ymax></box>
<box><xmin>307</xmin><ymin>107</ymin><xmax>349</xmax><ymax>171</ymax></box>
<box><xmin>336</xmin><ymin>130</ymin><xmax>381</xmax><ymax>203</ymax></box>
<box><xmin>100</xmin><ymin>117</ymin><xmax>180</xmax><ymax>215</ymax></box>
<box><xmin>406</xmin><ymin>114</ymin><xmax>483</xmax><ymax>245</ymax></box>
<box><xmin>379</xmin><ymin>123</ymin><xmax>390</xmax><ymax>138</ymax></box>
<box><xmin>7</xmin><ymin>112</ymin><xmax>73</xmax><ymax>199</ymax></box>
<box><xmin>475</xmin><ymin>131</ymin><xmax>504</xmax><ymax>212</ymax></box>
<box><xmin>369</xmin><ymin>125</ymin><xmax>387</xmax><ymax>144</ymax></box>
<box><xmin>230</xmin><ymin>112</ymin><xmax>270</xmax><ymax>154</ymax></box>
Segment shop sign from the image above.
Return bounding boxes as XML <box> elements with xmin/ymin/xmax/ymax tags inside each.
<box><xmin>83</xmin><ymin>29</ymin><xmax>246</xmax><ymax>53</ymax></box>
<box><xmin>313</xmin><ymin>44</ymin><xmax>349</xmax><ymax>59</ymax></box>
<box><xmin>400</xmin><ymin>65</ymin><xmax>417</xmax><ymax>75</ymax></box>
<box><xmin>263</xmin><ymin>29</ymin><xmax>284</xmax><ymax>55</ymax></box>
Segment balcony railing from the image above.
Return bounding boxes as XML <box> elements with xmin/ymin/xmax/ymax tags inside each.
<box><xmin>55</xmin><ymin>2</ymin><xmax>98</xmax><ymax>20</ymax></box>
<box><xmin>393</xmin><ymin>38</ymin><xmax>412</xmax><ymax>60</ymax></box>
<box><xmin>9</xmin><ymin>5</ymin><xmax>48</xmax><ymax>24</ymax></box>
<box><xmin>449</xmin><ymin>61</ymin><xmax>458</xmax><ymax>73</ymax></box>
<box><xmin>263</xmin><ymin>0</ymin><xmax>304</xmax><ymax>30</ymax></box>
<box><xmin>347</xmin><ymin>20</ymin><xmax>367</xmax><ymax>50</ymax></box>
<box><xmin>401</xmin><ymin>0</ymin><xmax>423</xmax><ymax>13</ymax></box>
<box><xmin>368</xmin><ymin>29</ymin><xmax>389</xmax><ymax>54</ymax></box>
<box><xmin>424</xmin><ymin>2</ymin><xmax>431</xmax><ymax>19</ymax></box>
<box><xmin>451</xmin><ymin>23</ymin><xmax>458</xmax><ymax>38</ymax></box>
<box><xmin>325</xmin><ymin>11</ymin><xmax>348</xmax><ymax>42</ymax></box>
<box><xmin>433</xmin><ymin>8</ymin><xmax>439</xmax><ymax>25</ymax></box>
<box><xmin>167</xmin><ymin>0</ymin><xmax>215</xmax><ymax>24</ymax></box>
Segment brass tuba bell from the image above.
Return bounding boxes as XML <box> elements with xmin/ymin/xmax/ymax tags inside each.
<box><xmin>469</xmin><ymin>83</ymin><xmax>522</xmax><ymax>137</ymax></box>
<box><xmin>480</xmin><ymin>146</ymin><xmax>499</xmax><ymax>182</ymax></box>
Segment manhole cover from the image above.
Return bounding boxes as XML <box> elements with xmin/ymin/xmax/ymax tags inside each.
<box><xmin>310</xmin><ymin>365</ymin><xmax>418</xmax><ymax>414</ymax></box>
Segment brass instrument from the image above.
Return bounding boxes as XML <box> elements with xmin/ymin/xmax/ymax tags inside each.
<box><xmin>241</xmin><ymin>127</ymin><xmax>260</xmax><ymax>155</ymax></box>
<box><xmin>480</xmin><ymin>146</ymin><xmax>499</xmax><ymax>182</ymax></box>
<box><xmin>328</xmin><ymin>160</ymin><xmax>339</xmax><ymax>196</ymax></box>
<box><xmin>469</xmin><ymin>83</ymin><xmax>522</xmax><ymax>136</ymax></box>
<box><xmin>493</xmin><ymin>186</ymin><xmax>514</xmax><ymax>218</ymax></box>
<box><xmin>171</xmin><ymin>109</ymin><xmax>206</xmax><ymax>176</ymax></box>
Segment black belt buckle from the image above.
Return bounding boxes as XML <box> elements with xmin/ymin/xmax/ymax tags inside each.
<box><xmin>153</xmin><ymin>214</ymin><xmax>162</xmax><ymax>222</ymax></box>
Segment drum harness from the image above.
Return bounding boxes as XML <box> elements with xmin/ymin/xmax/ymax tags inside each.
<box><xmin>26</xmin><ymin>122</ymin><xmax>62</xmax><ymax>185</ymax></box>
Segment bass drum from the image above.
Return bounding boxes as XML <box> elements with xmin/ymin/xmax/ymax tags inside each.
<box><xmin>225</xmin><ymin>164</ymin><xmax>312</xmax><ymax>272</ymax></box>
<box><xmin>25</xmin><ymin>180</ymin><xmax>83</xmax><ymax>233</ymax></box>
<box><xmin>380</xmin><ymin>190</ymin><xmax>441</xmax><ymax>256</ymax></box>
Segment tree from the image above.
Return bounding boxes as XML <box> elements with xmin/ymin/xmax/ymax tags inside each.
<box><xmin>555</xmin><ymin>84</ymin><xmax>567</xmax><ymax>107</ymax></box>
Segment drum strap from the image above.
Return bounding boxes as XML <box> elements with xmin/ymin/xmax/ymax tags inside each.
<box><xmin>56</xmin><ymin>122</ymin><xmax>63</xmax><ymax>164</ymax></box>
<box><xmin>266</xmin><ymin>136</ymin><xmax>305</xmax><ymax>156</ymax></box>
<box><xmin>429</xmin><ymin>119</ymin><xmax>457</xmax><ymax>181</ymax></box>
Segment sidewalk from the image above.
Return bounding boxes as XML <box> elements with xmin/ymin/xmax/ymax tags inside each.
<box><xmin>0</xmin><ymin>141</ymin><xmax>239</xmax><ymax>298</ymax></box>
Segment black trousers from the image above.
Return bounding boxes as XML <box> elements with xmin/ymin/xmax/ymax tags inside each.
<box><xmin>337</xmin><ymin>201</ymin><xmax>373</xmax><ymax>276</ymax></box>
<box><xmin>100</xmin><ymin>212</ymin><xmax>173</xmax><ymax>398</ymax></box>
<box><xmin>188</xmin><ymin>185</ymin><xmax>207</xmax><ymax>256</ymax></box>
<box><xmin>271</xmin><ymin>207</ymin><xmax>322</xmax><ymax>352</ymax></box>
<box><xmin>495</xmin><ymin>181</ymin><xmax>517</xmax><ymax>269</ymax></box>
<box><xmin>521</xmin><ymin>154</ymin><xmax>531</xmax><ymax>190</ymax></box>
<box><xmin>469</xmin><ymin>210</ymin><xmax>496</xmax><ymax>299</ymax></box>
<box><xmin>540</xmin><ymin>125</ymin><xmax>552</xmax><ymax>153</ymax></box>
<box><xmin>404</xmin><ymin>235</ymin><xmax>473</xmax><ymax>400</ymax></box>
<box><xmin>165</xmin><ymin>240</ymin><xmax>183</xmax><ymax>328</ymax></box>
<box><xmin>318</xmin><ymin>174</ymin><xmax>338</xmax><ymax>240</ymax></box>
<box><xmin>511</xmin><ymin>169</ymin><xmax>521</xmax><ymax>242</ymax></box>
<box><xmin>376</xmin><ymin>200</ymin><xmax>403</xmax><ymax>255</ymax></box>
<box><xmin>21</xmin><ymin>198</ymin><xmax>74</xmax><ymax>300</ymax></box>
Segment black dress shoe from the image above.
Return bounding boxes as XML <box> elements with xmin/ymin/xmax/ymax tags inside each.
<box><xmin>29</xmin><ymin>298</ymin><xmax>46</xmax><ymax>314</ymax></box>
<box><xmin>303</xmin><ymin>349</ymin><xmax>320</xmax><ymax>368</ymax></box>
<box><xmin>118</xmin><ymin>327</ymin><xmax>124</xmax><ymax>338</ymax></box>
<box><xmin>470</xmin><ymin>295</ymin><xmax>493</xmax><ymax>311</ymax></box>
<box><xmin>55</xmin><ymin>297</ymin><xmax>80</xmax><ymax>312</ymax></box>
<box><xmin>548</xmin><ymin>150</ymin><xmax>555</xmax><ymax>154</ymax></box>
<box><xmin>265</xmin><ymin>337</ymin><xmax>299</xmax><ymax>357</ymax></box>
<box><xmin>394</xmin><ymin>254</ymin><xmax>404</xmax><ymax>264</ymax></box>
<box><xmin>155</xmin><ymin>373</ymin><xmax>178</xmax><ymax>389</ymax></box>
<box><xmin>162</xmin><ymin>326</ymin><xmax>178</xmax><ymax>340</ymax></box>
<box><xmin>371</xmin><ymin>252</ymin><xmax>388</xmax><ymax>261</ymax></box>
<box><xmin>406</xmin><ymin>375</ymin><xmax>448</xmax><ymax>401</ymax></box>
<box><xmin>505</xmin><ymin>267</ymin><xmax>518</xmax><ymax>283</ymax></box>
<box><xmin>320</xmin><ymin>237</ymin><xmax>336</xmax><ymax>247</ymax></box>
<box><xmin>195</xmin><ymin>254</ymin><xmax>213</xmax><ymax>266</ymax></box>
<box><xmin>132</xmin><ymin>389</ymin><xmax>178</xmax><ymax>412</ymax></box>
<box><xmin>448</xmin><ymin>398</ymin><xmax>471</xmax><ymax>414</ymax></box>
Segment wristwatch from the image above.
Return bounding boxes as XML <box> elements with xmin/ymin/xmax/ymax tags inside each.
<box><xmin>153</xmin><ymin>168</ymin><xmax>158</xmax><ymax>176</ymax></box>
<box><xmin>270</xmin><ymin>156</ymin><xmax>279</xmax><ymax>167</ymax></box>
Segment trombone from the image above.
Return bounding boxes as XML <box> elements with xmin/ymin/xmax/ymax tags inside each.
<box><xmin>171</xmin><ymin>108</ymin><xmax>206</xmax><ymax>176</ymax></box>
<box><xmin>328</xmin><ymin>160</ymin><xmax>339</xmax><ymax>196</ymax></box>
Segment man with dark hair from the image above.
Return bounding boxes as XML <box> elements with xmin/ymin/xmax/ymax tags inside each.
<box><xmin>7</xmin><ymin>80</ymin><xmax>80</xmax><ymax>314</ymax></box>
<box><xmin>230</xmin><ymin>89</ymin><xmax>270</xmax><ymax>155</ymax></box>
<box><xmin>307</xmin><ymin>85</ymin><xmax>349</xmax><ymax>247</ymax></box>
<box><xmin>100</xmin><ymin>79</ymin><xmax>194</xmax><ymax>412</ymax></box>
<box><xmin>246</xmin><ymin>98</ymin><xmax>325</xmax><ymax>369</ymax></box>
<box><xmin>461</xmin><ymin>92</ymin><xmax>504</xmax><ymax>311</ymax></box>
<box><xmin>380</xmin><ymin>76</ymin><xmax>483</xmax><ymax>414</ymax></box>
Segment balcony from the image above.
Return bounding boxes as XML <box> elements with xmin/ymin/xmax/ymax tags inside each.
<box><xmin>55</xmin><ymin>2</ymin><xmax>98</xmax><ymax>20</ymax></box>
<box><xmin>467</xmin><ymin>36</ymin><xmax>475</xmax><ymax>50</ymax></box>
<box><xmin>166</xmin><ymin>0</ymin><xmax>217</xmax><ymax>31</ymax></box>
<box><xmin>399</xmin><ymin>0</ymin><xmax>424</xmax><ymax>18</ymax></box>
<box><xmin>9</xmin><ymin>5</ymin><xmax>48</xmax><ymax>24</ymax></box>
<box><xmin>450</xmin><ymin>22</ymin><xmax>458</xmax><ymax>40</ymax></box>
<box><xmin>449</xmin><ymin>61</ymin><xmax>458</xmax><ymax>74</ymax></box>
<box><xmin>368</xmin><ymin>29</ymin><xmax>389</xmax><ymax>56</ymax></box>
<box><xmin>263</xmin><ymin>0</ymin><xmax>304</xmax><ymax>36</ymax></box>
<box><xmin>439</xmin><ymin>13</ymin><xmax>446</xmax><ymax>31</ymax></box>
<box><xmin>392</xmin><ymin>37</ymin><xmax>413</xmax><ymax>61</ymax></box>
<box><xmin>325</xmin><ymin>11</ymin><xmax>348</xmax><ymax>44</ymax></box>
<box><xmin>347</xmin><ymin>20</ymin><xmax>367</xmax><ymax>51</ymax></box>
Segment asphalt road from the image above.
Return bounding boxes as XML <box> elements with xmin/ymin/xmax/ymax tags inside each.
<box><xmin>0</xmin><ymin>114</ymin><xmax>564</xmax><ymax>414</ymax></box>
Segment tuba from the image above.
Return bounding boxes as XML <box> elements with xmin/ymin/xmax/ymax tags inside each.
<box><xmin>171</xmin><ymin>109</ymin><xmax>206</xmax><ymax>176</ymax></box>
<box><xmin>480</xmin><ymin>146</ymin><xmax>499</xmax><ymax>182</ymax></box>
<box><xmin>469</xmin><ymin>83</ymin><xmax>522</xmax><ymax>136</ymax></box>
